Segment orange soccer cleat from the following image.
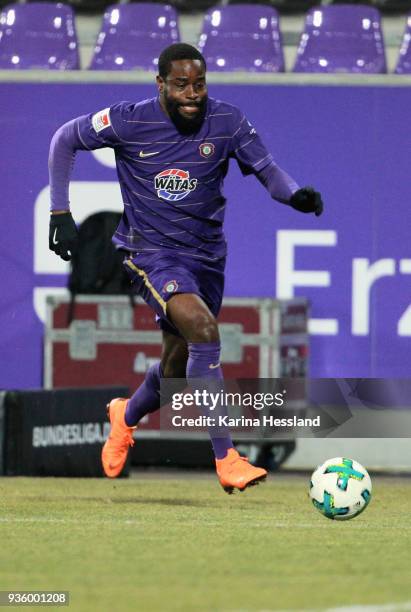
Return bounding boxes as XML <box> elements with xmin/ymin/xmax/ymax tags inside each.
<box><xmin>101</xmin><ymin>398</ymin><xmax>136</xmax><ymax>478</ymax></box>
<box><xmin>215</xmin><ymin>448</ymin><xmax>267</xmax><ymax>494</ymax></box>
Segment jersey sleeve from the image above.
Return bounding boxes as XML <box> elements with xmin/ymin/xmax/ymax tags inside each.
<box><xmin>48</xmin><ymin>102</ymin><xmax>132</xmax><ymax>211</ymax></box>
<box><xmin>229</xmin><ymin>108</ymin><xmax>273</xmax><ymax>175</ymax></box>
<box><xmin>75</xmin><ymin>102</ymin><xmax>132</xmax><ymax>150</ymax></box>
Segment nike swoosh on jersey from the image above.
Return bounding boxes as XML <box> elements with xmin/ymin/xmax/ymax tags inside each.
<box><xmin>139</xmin><ymin>150</ymin><xmax>160</xmax><ymax>158</ymax></box>
<box><xmin>209</xmin><ymin>363</ymin><xmax>221</xmax><ymax>369</ymax></box>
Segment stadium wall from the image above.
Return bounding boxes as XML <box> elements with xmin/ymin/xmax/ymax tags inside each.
<box><xmin>0</xmin><ymin>74</ymin><xmax>410</xmax><ymax>388</ymax></box>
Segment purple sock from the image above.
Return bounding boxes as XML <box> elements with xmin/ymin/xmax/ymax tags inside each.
<box><xmin>186</xmin><ymin>342</ymin><xmax>233</xmax><ymax>460</ymax></box>
<box><xmin>125</xmin><ymin>362</ymin><xmax>163</xmax><ymax>426</ymax></box>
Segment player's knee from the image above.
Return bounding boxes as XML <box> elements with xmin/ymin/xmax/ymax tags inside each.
<box><xmin>185</xmin><ymin>311</ymin><xmax>219</xmax><ymax>343</ymax></box>
<box><xmin>167</xmin><ymin>294</ymin><xmax>219</xmax><ymax>342</ymax></box>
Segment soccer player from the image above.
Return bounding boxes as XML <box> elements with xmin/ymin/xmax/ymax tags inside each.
<box><xmin>48</xmin><ymin>43</ymin><xmax>323</xmax><ymax>493</ymax></box>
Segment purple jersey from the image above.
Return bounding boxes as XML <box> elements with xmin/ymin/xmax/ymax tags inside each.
<box><xmin>70</xmin><ymin>97</ymin><xmax>284</xmax><ymax>260</ymax></box>
<box><xmin>49</xmin><ymin>96</ymin><xmax>299</xmax><ymax>262</ymax></box>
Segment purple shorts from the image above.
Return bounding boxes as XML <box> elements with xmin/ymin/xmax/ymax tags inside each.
<box><xmin>124</xmin><ymin>250</ymin><xmax>225</xmax><ymax>336</ymax></box>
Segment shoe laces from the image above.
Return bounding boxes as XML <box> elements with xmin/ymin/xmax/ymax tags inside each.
<box><xmin>230</xmin><ymin>454</ymin><xmax>249</xmax><ymax>466</ymax></box>
<box><xmin>112</xmin><ymin>430</ymin><xmax>135</xmax><ymax>449</ymax></box>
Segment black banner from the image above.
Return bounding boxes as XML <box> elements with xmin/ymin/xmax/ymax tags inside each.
<box><xmin>3</xmin><ymin>387</ymin><xmax>129</xmax><ymax>477</ymax></box>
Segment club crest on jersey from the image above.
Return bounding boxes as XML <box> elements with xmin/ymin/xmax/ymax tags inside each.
<box><xmin>199</xmin><ymin>142</ymin><xmax>215</xmax><ymax>158</ymax></box>
<box><xmin>163</xmin><ymin>280</ymin><xmax>179</xmax><ymax>294</ymax></box>
<box><xmin>154</xmin><ymin>169</ymin><xmax>197</xmax><ymax>202</ymax></box>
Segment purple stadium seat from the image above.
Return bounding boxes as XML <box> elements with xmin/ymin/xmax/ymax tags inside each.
<box><xmin>293</xmin><ymin>5</ymin><xmax>387</xmax><ymax>73</ymax></box>
<box><xmin>198</xmin><ymin>5</ymin><xmax>284</xmax><ymax>72</ymax></box>
<box><xmin>395</xmin><ymin>13</ymin><xmax>411</xmax><ymax>74</ymax></box>
<box><xmin>89</xmin><ymin>4</ymin><xmax>180</xmax><ymax>71</ymax></box>
<box><xmin>0</xmin><ymin>3</ymin><xmax>79</xmax><ymax>70</ymax></box>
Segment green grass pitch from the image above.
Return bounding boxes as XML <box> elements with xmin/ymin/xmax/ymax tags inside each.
<box><xmin>1</xmin><ymin>473</ymin><xmax>411</xmax><ymax>612</ymax></box>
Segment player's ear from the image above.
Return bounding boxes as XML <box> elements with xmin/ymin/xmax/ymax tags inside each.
<box><xmin>156</xmin><ymin>75</ymin><xmax>164</xmax><ymax>94</ymax></box>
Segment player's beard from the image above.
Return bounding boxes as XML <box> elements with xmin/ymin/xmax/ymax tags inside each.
<box><xmin>165</xmin><ymin>95</ymin><xmax>208</xmax><ymax>135</ymax></box>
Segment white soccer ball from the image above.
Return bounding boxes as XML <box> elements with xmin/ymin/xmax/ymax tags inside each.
<box><xmin>309</xmin><ymin>457</ymin><xmax>372</xmax><ymax>520</ymax></box>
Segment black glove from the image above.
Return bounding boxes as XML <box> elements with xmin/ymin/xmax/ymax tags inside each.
<box><xmin>49</xmin><ymin>212</ymin><xmax>79</xmax><ymax>261</ymax></box>
<box><xmin>289</xmin><ymin>187</ymin><xmax>323</xmax><ymax>217</ymax></box>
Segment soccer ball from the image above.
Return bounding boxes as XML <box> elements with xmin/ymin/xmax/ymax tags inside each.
<box><xmin>309</xmin><ymin>457</ymin><xmax>372</xmax><ymax>520</ymax></box>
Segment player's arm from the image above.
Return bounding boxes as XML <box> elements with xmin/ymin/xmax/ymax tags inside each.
<box><xmin>48</xmin><ymin>105</ymin><xmax>124</xmax><ymax>260</ymax></box>
<box><xmin>48</xmin><ymin>118</ymin><xmax>84</xmax><ymax>260</ymax></box>
<box><xmin>230</xmin><ymin>111</ymin><xmax>323</xmax><ymax>216</ymax></box>
<box><xmin>255</xmin><ymin>163</ymin><xmax>323</xmax><ymax>217</ymax></box>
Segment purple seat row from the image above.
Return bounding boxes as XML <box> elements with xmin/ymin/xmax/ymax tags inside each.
<box><xmin>0</xmin><ymin>3</ymin><xmax>410</xmax><ymax>74</ymax></box>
